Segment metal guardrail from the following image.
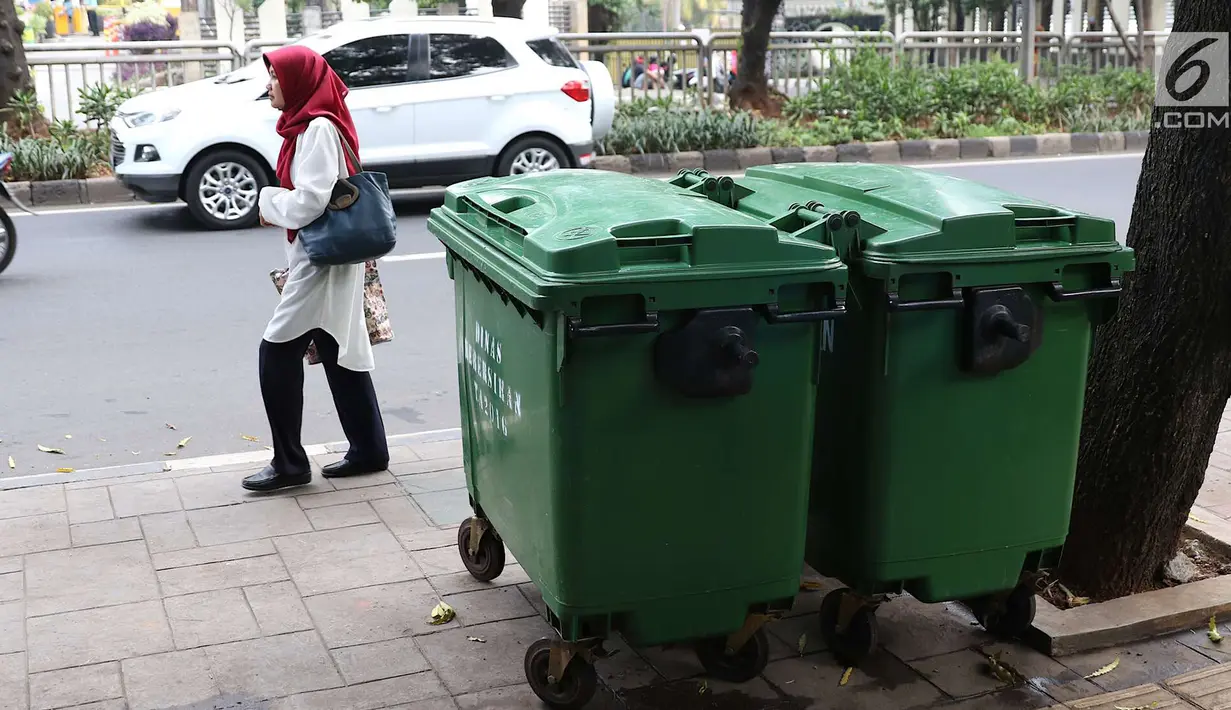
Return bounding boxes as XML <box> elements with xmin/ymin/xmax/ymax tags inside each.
<box><xmin>25</xmin><ymin>40</ymin><xmax>245</xmax><ymax>123</ymax></box>
<box><xmin>23</xmin><ymin>29</ymin><xmax>1169</xmax><ymax>123</ymax></box>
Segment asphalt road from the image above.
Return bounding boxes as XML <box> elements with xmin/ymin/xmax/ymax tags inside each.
<box><xmin>0</xmin><ymin>153</ymin><xmax>1143</xmax><ymax>476</ymax></box>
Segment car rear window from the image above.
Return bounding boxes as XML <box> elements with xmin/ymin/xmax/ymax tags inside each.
<box><xmin>527</xmin><ymin>38</ymin><xmax>579</xmax><ymax>68</ymax></box>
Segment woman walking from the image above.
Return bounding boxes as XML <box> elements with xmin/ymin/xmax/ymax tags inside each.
<box><xmin>244</xmin><ymin>45</ymin><xmax>390</xmax><ymax>492</ymax></box>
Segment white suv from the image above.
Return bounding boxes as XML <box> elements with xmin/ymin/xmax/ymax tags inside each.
<box><xmin>110</xmin><ymin>17</ymin><xmax>615</xmax><ymax>229</ymax></box>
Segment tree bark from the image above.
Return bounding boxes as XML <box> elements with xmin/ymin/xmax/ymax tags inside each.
<box><xmin>0</xmin><ymin>0</ymin><xmax>34</xmax><ymax>123</ymax></box>
<box><xmin>728</xmin><ymin>0</ymin><xmax>784</xmax><ymax>115</ymax></box>
<box><xmin>1057</xmin><ymin>0</ymin><xmax>1231</xmax><ymax>600</ymax></box>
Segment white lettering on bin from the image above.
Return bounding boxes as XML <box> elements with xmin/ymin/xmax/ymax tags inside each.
<box><xmin>464</xmin><ymin>320</ymin><xmax>521</xmax><ymax>438</ymax></box>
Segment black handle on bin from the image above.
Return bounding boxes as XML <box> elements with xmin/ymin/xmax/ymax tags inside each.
<box><xmin>567</xmin><ymin>312</ymin><xmax>660</xmax><ymax>338</ymax></box>
<box><xmin>886</xmin><ymin>289</ymin><xmax>965</xmax><ymax>312</ymax></box>
<box><xmin>1045</xmin><ymin>279</ymin><xmax>1123</xmax><ymax>302</ymax></box>
<box><xmin>763</xmin><ymin>301</ymin><xmax>846</xmax><ymax>324</ymax></box>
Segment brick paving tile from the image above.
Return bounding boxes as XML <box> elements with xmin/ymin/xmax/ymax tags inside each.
<box><xmin>69</xmin><ymin>518</ymin><xmax>143</xmax><ymax>547</ymax></box>
<box><xmin>28</xmin><ymin>662</ymin><xmax>123</xmax><ymax>710</ymax></box>
<box><xmin>204</xmin><ymin>630</ymin><xmax>343</xmax><ymax>699</ymax></box>
<box><xmin>108</xmin><ymin>480</ymin><xmax>182</xmax><ymax>518</ymax></box>
<box><xmin>267</xmin><ymin>671</ymin><xmax>451</xmax><ymax>710</ymax></box>
<box><xmin>911</xmin><ymin>648</ymin><xmax>1012</xmax><ymax>697</ymax></box>
<box><xmin>0</xmin><ymin>652</ymin><xmax>27</xmax><ymax>710</ymax></box>
<box><xmin>1068</xmin><ymin>683</ymin><xmax>1198</xmax><ymax>709</ymax></box>
<box><xmin>294</xmin><ymin>484</ymin><xmax>402</xmax><ymax>511</ymax></box>
<box><xmin>0</xmin><ymin>572</ymin><xmax>22</xmax><ymax>604</ymax></box>
<box><xmin>274</xmin><ymin>523</ymin><xmax>423</xmax><ymax>597</ymax></box>
<box><xmin>978</xmin><ymin>641</ymin><xmax>1103</xmax><ymax>703</ymax></box>
<box><xmin>66</xmin><ymin>488</ymin><xmax>118</xmax><ymax>525</ymax></box>
<box><xmin>187</xmin><ymin>499</ymin><xmax>311</xmax><ymax>546</ymax></box>
<box><xmin>139</xmin><ymin>511</ymin><xmax>197</xmax><ymax>553</ymax></box>
<box><xmin>0</xmin><ymin>513</ymin><xmax>70</xmax><ymax>557</ymax></box>
<box><xmin>327</xmin><ymin>471</ymin><xmax>397</xmax><ymax>491</ymax></box>
<box><xmin>330</xmin><ymin>637</ymin><xmax>432</xmax><ymax>685</ymax></box>
<box><xmin>372</xmin><ymin>497</ymin><xmax>436</xmax><ymax>537</ymax></box>
<box><xmin>1059</xmin><ymin>636</ymin><xmax>1217</xmax><ymax>693</ymax></box>
<box><xmin>120</xmin><ymin>648</ymin><xmax>220</xmax><ymax>710</ymax></box>
<box><xmin>427</xmin><ymin>564</ymin><xmax>531</xmax><ymax>596</ymax></box>
<box><xmin>304</xmin><ymin>501</ymin><xmax>380</xmax><ymax>530</ymax></box>
<box><xmin>152</xmin><ymin>539</ymin><xmax>276</xmax><ymax>571</ymax></box>
<box><xmin>763</xmin><ymin>653</ymin><xmax>947</xmax><ymax>709</ymax></box>
<box><xmin>25</xmin><ymin>540</ymin><xmax>159</xmax><ymax>616</ymax></box>
<box><xmin>441</xmin><ymin>586</ymin><xmax>537</xmax><ymax>628</ymax></box>
<box><xmin>416</xmin><ymin>616</ymin><xmax>556</xmax><ymax>696</ymax></box>
<box><xmin>0</xmin><ymin>486</ymin><xmax>66</xmax><ymax>521</ymax></box>
<box><xmin>0</xmin><ymin>601</ymin><xmax>24</xmax><ymax>654</ymax></box>
<box><xmin>1167</xmin><ymin>663</ymin><xmax>1231</xmax><ymax>709</ymax></box>
<box><xmin>164</xmin><ymin>588</ymin><xmax>261</xmax><ymax>649</ymax></box>
<box><xmin>243</xmin><ymin>581</ymin><xmax>314</xmax><ymax>636</ymax></box>
<box><xmin>26</xmin><ymin>600</ymin><xmax>174</xmax><ymax>672</ymax></box>
<box><xmin>304</xmin><ymin>579</ymin><xmax>452</xmax><ymax>648</ymax></box>
<box><xmin>157</xmin><ymin>554</ymin><xmax>289</xmax><ymax>597</ymax></box>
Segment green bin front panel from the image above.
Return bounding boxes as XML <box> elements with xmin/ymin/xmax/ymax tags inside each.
<box><xmin>453</xmin><ymin>255</ymin><xmax>817</xmax><ymax>645</ymax></box>
<box><xmin>728</xmin><ymin>164</ymin><xmax>1135</xmax><ymax>602</ymax></box>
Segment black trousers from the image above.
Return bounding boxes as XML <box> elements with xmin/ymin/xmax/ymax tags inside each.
<box><xmin>87</xmin><ymin>10</ymin><xmax>100</xmax><ymax>35</ymax></box>
<box><xmin>260</xmin><ymin>329</ymin><xmax>389</xmax><ymax>475</ymax></box>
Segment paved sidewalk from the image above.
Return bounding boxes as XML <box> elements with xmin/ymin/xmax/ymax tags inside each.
<box><xmin>0</xmin><ymin>434</ymin><xmax>1229</xmax><ymax>710</ymax></box>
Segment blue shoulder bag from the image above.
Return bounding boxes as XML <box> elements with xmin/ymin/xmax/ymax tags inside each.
<box><xmin>296</xmin><ymin>138</ymin><xmax>397</xmax><ymax>266</ymax></box>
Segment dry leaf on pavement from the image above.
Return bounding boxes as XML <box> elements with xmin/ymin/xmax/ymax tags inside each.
<box><xmin>7</xmin><ymin>456</ymin><xmax>14</xmax><ymax>470</ymax></box>
<box><xmin>840</xmin><ymin>667</ymin><xmax>854</xmax><ymax>686</ymax></box>
<box><xmin>37</xmin><ymin>445</ymin><xmax>65</xmax><ymax>455</ymax></box>
<box><xmin>429</xmin><ymin>601</ymin><xmax>455</xmax><ymax>625</ymax></box>
<box><xmin>1085</xmin><ymin>657</ymin><xmax>1120</xmax><ymax>679</ymax></box>
<box><xmin>177</xmin><ymin>436</ymin><xmax>192</xmax><ymax>449</ymax></box>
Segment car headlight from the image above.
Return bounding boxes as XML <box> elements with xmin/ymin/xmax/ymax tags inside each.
<box><xmin>124</xmin><ymin>108</ymin><xmax>181</xmax><ymax>128</ymax></box>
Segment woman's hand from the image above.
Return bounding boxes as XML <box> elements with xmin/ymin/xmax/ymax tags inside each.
<box><xmin>259</xmin><ymin>212</ymin><xmax>273</xmax><ymax>227</ymax></box>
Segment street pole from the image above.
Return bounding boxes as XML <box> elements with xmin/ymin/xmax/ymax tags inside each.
<box><xmin>1020</xmin><ymin>0</ymin><xmax>1036</xmax><ymax>84</ymax></box>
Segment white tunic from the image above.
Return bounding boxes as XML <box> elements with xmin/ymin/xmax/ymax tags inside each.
<box><xmin>258</xmin><ymin>117</ymin><xmax>374</xmax><ymax>372</ymax></box>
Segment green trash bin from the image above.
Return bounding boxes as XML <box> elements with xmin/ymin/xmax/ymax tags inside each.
<box><xmin>712</xmin><ymin>163</ymin><xmax>1135</xmax><ymax>666</ymax></box>
<box><xmin>427</xmin><ymin>169</ymin><xmax>848</xmax><ymax>708</ymax></box>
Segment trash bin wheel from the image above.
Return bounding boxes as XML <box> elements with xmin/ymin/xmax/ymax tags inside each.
<box><xmin>694</xmin><ymin>627</ymin><xmax>770</xmax><ymax>683</ymax></box>
<box><xmin>819</xmin><ymin>588</ymin><xmax>879</xmax><ymax>666</ymax></box>
<box><xmin>975</xmin><ymin>583</ymin><xmax>1037</xmax><ymax>639</ymax></box>
<box><xmin>524</xmin><ymin>638</ymin><xmax>598</xmax><ymax>710</ymax></box>
<box><xmin>457</xmin><ymin>517</ymin><xmax>506</xmax><ymax>582</ymax></box>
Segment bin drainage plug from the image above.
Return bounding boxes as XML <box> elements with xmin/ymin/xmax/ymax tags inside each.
<box><xmin>720</xmin><ymin>327</ymin><xmax>759</xmax><ymax>367</ymax></box>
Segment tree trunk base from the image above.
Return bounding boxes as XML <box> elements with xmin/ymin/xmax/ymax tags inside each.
<box><xmin>728</xmin><ymin>82</ymin><xmax>786</xmax><ymax>117</ymax></box>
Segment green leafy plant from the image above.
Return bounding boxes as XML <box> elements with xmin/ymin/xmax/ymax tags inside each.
<box><xmin>77</xmin><ymin>83</ymin><xmax>137</xmax><ymax>129</ymax></box>
<box><xmin>5</xmin><ymin>90</ymin><xmax>44</xmax><ymax>137</ymax></box>
<box><xmin>0</xmin><ymin>134</ymin><xmax>101</xmax><ymax>182</ymax></box>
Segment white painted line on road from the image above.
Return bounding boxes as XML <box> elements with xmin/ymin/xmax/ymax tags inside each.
<box><xmin>8</xmin><ymin>202</ymin><xmax>170</xmax><ymax>218</ymax></box>
<box><xmin>0</xmin><ymin>426</ymin><xmax>464</xmax><ymax>490</ymax></box>
<box><xmin>382</xmin><ymin>251</ymin><xmax>446</xmax><ymax>263</ymax></box>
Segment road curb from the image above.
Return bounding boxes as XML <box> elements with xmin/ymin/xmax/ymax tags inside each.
<box><xmin>0</xmin><ymin>427</ymin><xmax>463</xmax><ymax>491</ymax></box>
<box><xmin>3</xmin><ymin>130</ymin><xmax>1151</xmax><ymax>209</ymax></box>
<box><xmin>592</xmin><ymin>130</ymin><xmax>1149</xmax><ymax>176</ymax></box>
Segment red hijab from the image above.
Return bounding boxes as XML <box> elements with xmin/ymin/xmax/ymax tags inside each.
<box><xmin>263</xmin><ymin>45</ymin><xmax>360</xmax><ymax>242</ymax></box>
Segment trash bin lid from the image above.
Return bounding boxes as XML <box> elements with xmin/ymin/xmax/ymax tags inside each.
<box><xmin>429</xmin><ymin>170</ymin><xmax>848</xmax><ymax>311</ymax></box>
<box><xmin>734</xmin><ymin>163</ymin><xmax>1134</xmax><ymax>283</ymax></box>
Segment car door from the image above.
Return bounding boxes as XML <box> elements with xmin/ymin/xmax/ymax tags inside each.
<box><xmin>321</xmin><ymin>33</ymin><xmax>415</xmax><ymax>180</ymax></box>
<box><xmin>410</xmin><ymin>32</ymin><xmax>520</xmax><ymax>180</ymax></box>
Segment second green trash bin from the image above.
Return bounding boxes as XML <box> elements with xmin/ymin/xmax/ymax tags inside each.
<box><xmin>428</xmin><ymin>169</ymin><xmax>848</xmax><ymax>708</ymax></box>
<box><xmin>716</xmin><ymin>163</ymin><xmax>1135</xmax><ymax>666</ymax></box>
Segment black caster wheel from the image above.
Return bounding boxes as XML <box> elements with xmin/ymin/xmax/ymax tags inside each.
<box><xmin>695</xmin><ymin>627</ymin><xmax>771</xmax><ymax>683</ymax></box>
<box><xmin>524</xmin><ymin>638</ymin><xmax>598</xmax><ymax>710</ymax></box>
<box><xmin>978</xmin><ymin>584</ymin><xmax>1037</xmax><ymax>638</ymax></box>
<box><xmin>819</xmin><ymin>588</ymin><xmax>879</xmax><ymax>667</ymax></box>
<box><xmin>457</xmin><ymin>517</ymin><xmax>506</xmax><ymax>582</ymax></box>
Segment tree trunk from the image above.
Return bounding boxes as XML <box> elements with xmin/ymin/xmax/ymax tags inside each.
<box><xmin>0</xmin><ymin>0</ymin><xmax>34</xmax><ymax>124</ymax></box>
<box><xmin>491</xmin><ymin>0</ymin><xmax>526</xmax><ymax>17</ymax></box>
<box><xmin>728</xmin><ymin>0</ymin><xmax>784</xmax><ymax>115</ymax></box>
<box><xmin>1057</xmin><ymin>0</ymin><xmax>1231</xmax><ymax>600</ymax></box>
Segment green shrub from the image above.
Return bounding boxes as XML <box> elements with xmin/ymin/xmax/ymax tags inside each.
<box><xmin>0</xmin><ymin>134</ymin><xmax>102</xmax><ymax>182</ymax></box>
<box><xmin>599</xmin><ymin>106</ymin><xmax>761</xmax><ymax>155</ymax></box>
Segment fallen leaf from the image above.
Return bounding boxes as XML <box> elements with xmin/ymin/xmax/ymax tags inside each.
<box><xmin>165</xmin><ymin>423</ymin><xmax>177</xmax><ymax>430</ymax></box>
<box><xmin>177</xmin><ymin>436</ymin><xmax>192</xmax><ymax>449</ymax></box>
<box><xmin>1190</xmin><ymin>513</ymin><xmax>1210</xmax><ymax>525</ymax></box>
<box><xmin>7</xmin><ymin>456</ymin><xmax>14</xmax><ymax>470</ymax></box>
<box><xmin>797</xmin><ymin>634</ymin><xmax>807</xmax><ymax>656</ymax></box>
<box><xmin>697</xmin><ymin>680</ymin><xmax>708</xmax><ymax>695</ymax></box>
<box><xmin>241</xmin><ymin>435</ymin><xmax>259</xmax><ymax>442</ymax></box>
<box><xmin>800</xmin><ymin>580</ymin><xmax>824</xmax><ymax>591</ymax></box>
<box><xmin>986</xmin><ymin>651</ymin><xmax>1021</xmax><ymax>684</ymax></box>
<box><xmin>162</xmin><ymin>463</ymin><xmax>172</xmax><ymax>472</ymax></box>
<box><xmin>1113</xmin><ymin>702</ymin><xmax>1158</xmax><ymax>710</ymax></box>
<box><xmin>55</xmin><ymin>467</ymin><xmax>74</xmax><ymax>473</ymax></box>
<box><xmin>64</xmin><ymin>434</ymin><xmax>72</xmax><ymax>439</ymax></box>
<box><xmin>131</xmin><ymin>451</ymin><xmax>141</xmax><ymax>456</ymax></box>
<box><xmin>98</xmin><ymin>437</ymin><xmax>107</xmax><ymax>442</ymax></box>
<box><xmin>37</xmin><ymin>445</ymin><xmax>65</xmax><ymax>455</ymax></box>
<box><xmin>466</xmin><ymin>636</ymin><xmax>485</xmax><ymax>643</ymax></box>
<box><xmin>840</xmin><ymin>667</ymin><xmax>854</xmax><ymax>686</ymax></box>
<box><xmin>429</xmin><ymin>601</ymin><xmax>455</xmax><ymax>625</ymax></box>
<box><xmin>1210</xmin><ymin>615</ymin><xmax>1223</xmax><ymax>644</ymax></box>
<box><xmin>1085</xmin><ymin>657</ymin><xmax>1119</xmax><ymax>679</ymax></box>
<box><xmin>164</xmin><ymin>452</ymin><xmax>177</xmax><ymax>457</ymax></box>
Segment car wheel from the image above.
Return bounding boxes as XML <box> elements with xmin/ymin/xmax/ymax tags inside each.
<box><xmin>185</xmin><ymin>149</ymin><xmax>268</xmax><ymax>230</ymax></box>
<box><xmin>496</xmin><ymin>138</ymin><xmax>569</xmax><ymax>177</ymax></box>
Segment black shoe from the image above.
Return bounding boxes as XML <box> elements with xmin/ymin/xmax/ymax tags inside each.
<box><xmin>242</xmin><ymin>466</ymin><xmax>312</xmax><ymax>492</ymax></box>
<box><xmin>321</xmin><ymin>458</ymin><xmax>389</xmax><ymax>478</ymax></box>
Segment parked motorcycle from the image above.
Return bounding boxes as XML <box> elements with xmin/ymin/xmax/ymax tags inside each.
<box><xmin>0</xmin><ymin>152</ymin><xmax>32</xmax><ymax>276</ymax></box>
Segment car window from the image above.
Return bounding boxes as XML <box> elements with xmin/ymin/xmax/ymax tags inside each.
<box><xmin>429</xmin><ymin>34</ymin><xmax>516</xmax><ymax>80</ymax></box>
<box><xmin>526</xmin><ymin>38</ymin><xmax>578</xmax><ymax>69</ymax></box>
<box><xmin>324</xmin><ymin>34</ymin><xmax>411</xmax><ymax>89</ymax></box>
